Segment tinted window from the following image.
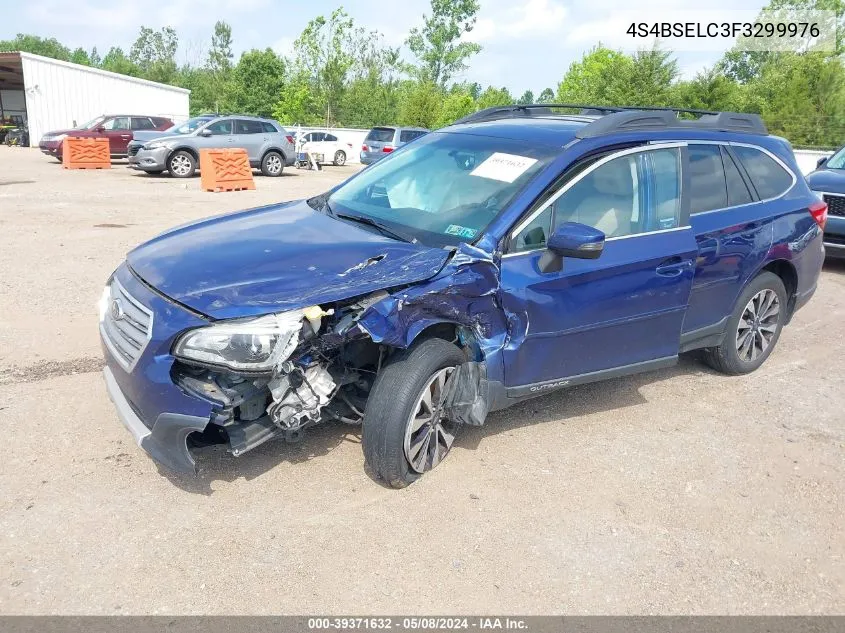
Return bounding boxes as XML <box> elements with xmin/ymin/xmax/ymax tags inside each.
<box><xmin>325</xmin><ymin>134</ymin><xmax>338</xmax><ymax>142</ymax></box>
<box><xmin>688</xmin><ymin>145</ymin><xmax>728</xmax><ymax>214</ymax></box>
<box><xmin>733</xmin><ymin>145</ymin><xmax>794</xmax><ymax>199</ymax></box>
<box><xmin>102</xmin><ymin>117</ymin><xmax>130</xmax><ymax>131</ymax></box>
<box><xmin>234</xmin><ymin>119</ymin><xmax>263</xmax><ymax>134</ymax></box>
<box><xmin>206</xmin><ymin>120</ymin><xmax>232</xmax><ymax>135</ymax></box>
<box><xmin>721</xmin><ymin>146</ymin><xmax>753</xmax><ymax>206</ymax></box>
<box><xmin>365</xmin><ymin>127</ymin><xmax>395</xmax><ymax>143</ymax></box>
<box><xmin>131</xmin><ymin>117</ymin><xmax>155</xmax><ymax>131</ymax></box>
<box><xmin>261</xmin><ymin>122</ymin><xmax>278</xmax><ymax>134</ymax></box>
<box><xmin>400</xmin><ymin>130</ymin><xmax>426</xmax><ymax>143</ymax></box>
<box><xmin>650</xmin><ymin>149</ymin><xmax>682</xmax><ymax>230</ymax></box>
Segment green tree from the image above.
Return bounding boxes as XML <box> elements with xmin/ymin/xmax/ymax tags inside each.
<box><xmin>622</xmin><ymin>48</ymin><xmax>679</xmax><ymax>106</ymax></box>
<box><xmin>89</xmin><ymin>47</ymin><xmax>102</xmax><ymax>67</ymax></box>
<box><xmin>537</xmin><ymin>87</ymin><xmax>555</xmax><ymax>103</ymax></box>
<box><xmin>70</xmin><ymin>47</ymin><xmax>91</xmax><ymax>66</ymax></box>
<box><xmin>228</xmin><ymin>48</ymin><xmax>286</xmax><ymax>118</ymax></box>
<box><xmin>397</xmin><ymin>80</ymin><xmax>443</xmax><ymax>128</ymax></box>
<box><xmin>273</xmin><ymin>71</ymin><xmax>316</xmax><ymax>125</ymax></box>
<box><xmin>673</xmin><ymin>69</ymin><xmax>747</xmax><ymax>112</ymax></box>
<box><xmin>0</xmin><ymin>34</ymin><xmax>71</xmax><ymax>60</ymax></box>
<box><xmin>556</xmin><ymin>46</ymin><xmax>633</xmax><ymax>105</ymax></box>
<box><xmin>130</xmin><ymin>26</ymin><xmax>178</xmax><ymax>84</ymax></box>
<box><xmin>100</xmin><ymin>47</ymin><xmax>140</xmax><ymax>76</ymax></box>
<box><xmin>517</xmin><ymin>90</ymin><xmax>535</xmax><ymax>105</ymax></box>
<box><xmin>435</xmin><ymin>86</ymin><xmax>475</xmax><ymax>126</ymax></box>
<box><xmin>406</xmin><ymin>0</ymin><xmax>482</xmax><ymax>87</ymax></box>
<box><xmin>476</xmin><ymin>86</ymin><xmax>513</xmax><ymax>109</ymax></box>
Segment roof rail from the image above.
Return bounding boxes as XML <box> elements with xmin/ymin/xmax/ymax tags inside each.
<box><xmin>575</xmin><ymin>109</ymin><xmax>767</xmax><ymax>137</ymax></box>
<box><xmin>451</xmin><ymin>103</ymin><xmax>767</xmax><ymax>136</ymax></box>
<box><xmin>452</xmin><ymin>104</ymin><xmax>624</xmax><ymax>126</ymax></box>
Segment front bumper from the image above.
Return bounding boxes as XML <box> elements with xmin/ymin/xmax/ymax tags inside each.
<box><xmin>100</xmin><ymin>264</ymin><xmax>219</xmax><ymax>474</ymax></box>
<box><xmin>39</xmin><ymin>141</ymin><xmax>61</xmax><ymax>156</ymax></box>
<box><xmin>103</xmin><ymin>366</ymin><xmax>209</xmax><ymax>473</ymax></box>
<box><xmin>132</xmin><ymin>147</ymin><xmax>169</xmax><ymax>171</ymax></box>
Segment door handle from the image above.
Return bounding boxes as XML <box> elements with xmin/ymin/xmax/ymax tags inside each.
<box><xmin>655</xmin><ymin>257</ymin><xmax>693</xmax><ymax>277</ymax></box>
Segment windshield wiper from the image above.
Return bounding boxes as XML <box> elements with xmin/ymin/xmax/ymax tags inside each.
<box><xmin>335</xmin><ymin>212</ymin><xmax>417</xmax><ymax>244</ymax></box>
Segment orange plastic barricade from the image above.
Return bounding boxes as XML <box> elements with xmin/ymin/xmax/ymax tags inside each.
<box><xmin>199</xmin><ymin>148</ymin><xmax>256</xmax><ymax>192</ymax></box>
<box><xmin>62</xmin><ymin>137</ymin><xmax>111</xmax><ymax>169</ymax></box>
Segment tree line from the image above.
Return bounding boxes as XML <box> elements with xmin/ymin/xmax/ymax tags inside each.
<box><xmin>2</xmin><ymin>0</ymin><xmax>843</xmax><ymax>148</ymax></box>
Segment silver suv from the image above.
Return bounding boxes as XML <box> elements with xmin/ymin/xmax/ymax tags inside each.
<box><xmin>132</xmin><ymin>115</ymin><xmax>296</xmax><ymax>178</ymax></box>
<box><xmin>360</xmin><ymin>126</ymin><xmax>428</xmax><ymax>165</ymax></box>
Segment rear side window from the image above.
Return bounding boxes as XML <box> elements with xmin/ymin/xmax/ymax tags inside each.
<box><xmin>400</xmin><ymin>130</ymin><xmax>426</xmax><ymax>143</ymax></box>
<box><xmin>325</xmin><ymin>134</ymin><xmax>338</xmax><ymax>142</ymax></box>
<box><xmin>733</xmin><ymin>145</ymin><xmax>794</xmax><ymax>199</ymax></box>
<box><xmin>366</xmin><ymin>127</ymin><xmax>395</xmax><ymax>143</ymax></box>
<box><xmin>235</xmin><ymin>119</ymin><xmax>263</xmax><ymax>134</ymax></box>
<box><xmin>261</xmin><ymin>122</ymin><xmax>278</xmax><ymax>133</ymax></box>
<box><xmin>721</xmin><ymin>147</ymin><xmax>753</xmax><ymax>206</ymax></box>
<box><xmin>688</xmin><ymin>145</ymin><xmax>727</xmax><ymax>214</ymax></box>
<box><xmin>131</xmin><ymin>117</ymin><xmax>155</xmax><ymax>131</ymax></box>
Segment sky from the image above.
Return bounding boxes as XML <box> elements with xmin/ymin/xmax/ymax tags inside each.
<box><xmin>2</xmin><ymin>0</ymin><xmax>769</xmax><ymax>95</ymax></box>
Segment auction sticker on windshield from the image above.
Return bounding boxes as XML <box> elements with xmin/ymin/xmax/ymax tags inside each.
<box><xmin>445</xmin><ymin>224</ymin><xmax>478</xmax><ymax>239</ymax></box>
<box><xmin>470</xmin><ymin>152</ymin><xmax>538</xmax><ymax>183</ymax></box>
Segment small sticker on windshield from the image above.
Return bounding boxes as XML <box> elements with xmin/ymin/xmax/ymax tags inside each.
<box><xmin>470</xmin><ymin>152</ymin><xmax>538</xmax><ymax>183</ymax></box>
<box><xmin>445</xmin><ymin>224</ymin><xmax>478</xmax><ymax>239</ymax></box>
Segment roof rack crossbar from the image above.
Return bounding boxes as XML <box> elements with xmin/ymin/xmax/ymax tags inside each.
<box><xmin>452</xmin><ymin>103</ymin><xmax>767</xmax><ymax>136</ymax></box>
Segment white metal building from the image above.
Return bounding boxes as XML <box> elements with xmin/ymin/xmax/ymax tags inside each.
<box><xmin>0</xmin><ymin>51</ymin><xmax>189</xmax><ymax>142</ymax></box>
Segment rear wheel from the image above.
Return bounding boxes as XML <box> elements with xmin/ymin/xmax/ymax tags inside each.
<box><xmin>703</xmin><ymin>271</ymin><xmax>787</xmax><ymax>375</ymax></box>
<box><xmin>168</xmin><ymin>150</ymin><xmax>196</xmax><ymax>178</ymax></box>
<box><xmin>261</xmin><ymin>151</ymin><xmax>284</xmax><ymax>177</ymax></box>
<box><xmin>362</xmin><ymin>338</ymin><xmax>465</xmax><ymax>488</ymax></box>
<box><xmin>333</xmin><ymin>150</ymin><xmax>346</xmax><ymax>166</ymax></box>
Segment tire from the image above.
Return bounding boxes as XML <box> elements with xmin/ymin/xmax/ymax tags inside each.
<box><xmin>333</xmin><ymin>150</ymin><xmax>346</xmax><ymax>166</ymax></box>
<box><xmin>362</xmin><ymin>338</ymin><xmax>466</xmax><ymax>488</ymax></box>
<box><xmin>702</xmin><ymin>271</ymin><xmax>787</xmax><ymax>375</ymax></box>
<box><xmin>168</xmin><ymin>150</ymin><xmax>196</xmax><ymax>178</ymax></box>
<box><xmin>261</xmin><ymin>151</ymin><xmax>284</xmax><ymax>177</ymax></box>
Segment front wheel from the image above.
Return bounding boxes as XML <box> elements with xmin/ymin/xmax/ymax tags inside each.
<box><xmin>168</xmin><ymin>150</ymin><xmax>196</xmax><ymax>178</ymax></box>
<box><xmin>362</xmin><ymin>338</ymin><xmax>466</xmax><ymax>488</ymax></box>
<box><xmin>333</xmin><ymin>150</ymin><xmax>346</xmax><ymax>166</ymax></box>
<box><xmin>702</xmin><ymin>271</ymin><xmax>787</xmax><ymax>375</ymax></box>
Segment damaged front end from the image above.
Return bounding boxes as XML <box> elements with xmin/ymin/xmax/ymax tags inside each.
<box><xmin>161</xmin><ymin>243</ymin><xmax>505</xmax><ymax>473</ymax></box>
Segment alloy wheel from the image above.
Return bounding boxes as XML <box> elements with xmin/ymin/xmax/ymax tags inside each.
<box><xmin>170</xmin><ymin>154</ymin><xmax>192</xmax><ymax>176</ymax></box>
<box><xmin>735</xmin><ymin>288</ymin><xmax>780</xmax><ymax>362</ymax></box>
<box><xmin>266</xmin><ymin>154</ymin><xmax>282</xmax><ymax>174</ymax></box>
<box><xmin>403</xmin><ymin>367</ymin><xmax>458</xmax><ymax>474</ymax></box>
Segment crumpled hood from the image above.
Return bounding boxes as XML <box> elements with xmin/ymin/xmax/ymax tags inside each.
<box><xmin>806</xmin><ymin>168</ymin><xmax>845</xmax><ymax>193</ymax></box>
<box><xmin>127</xmin><ymin>200</ymin><xmax>452</xmax><ymax>319</ymax></box>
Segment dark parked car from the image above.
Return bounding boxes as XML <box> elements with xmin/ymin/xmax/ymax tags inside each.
<box><xmin>360</xmin><ymin>126</ymin><xmax>428</xmax><ymax>165</ymax></box>
<box><xmin>39</xmin><ymin>115</ymin><xmax>172</xmax><ymax>160</ymax></box>
<box><xmin>806</xmin><ymin>148</ymin><xmax>845</xmax><ymax>258</ymax></box>
<box><xmin>99</xmin><ymin>105</ymin><xmax>824</xmax><ymax>486</ymax></box>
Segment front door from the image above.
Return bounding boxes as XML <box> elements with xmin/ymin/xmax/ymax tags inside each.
<box><xmin>500</xmin><ymin>144</ymin><xmax>698</xmax><ymax>392</ymax></box>
<box><xmin>101</xmin><ymin>116</ymin><xmax>131</xmax><ymax>154</ymax></box>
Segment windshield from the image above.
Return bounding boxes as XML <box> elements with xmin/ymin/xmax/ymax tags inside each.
<box><xmin>77</xmin><ymin>116</ymin><xmax>106</xmax><ymax>130</ymax></box>
<box><xmin>168</xmin><ymin>116</ymin><xmax>214</xmax><ymax>134</ymax></box>
<box><xmin>826</xmin><ymin>146</ymin><xmax>845</xmax><ymax>169</ymax></box>
<box><xmin>328</xmin><ymin>132</ymin><xmax>558</xmax><ymax>246</ymax></box>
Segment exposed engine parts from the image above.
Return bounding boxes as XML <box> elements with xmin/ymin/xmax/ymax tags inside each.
<box><xmin>267</xmin><ymin>363</ymin><xmax>336</xmax><ymax>430</ymax></box>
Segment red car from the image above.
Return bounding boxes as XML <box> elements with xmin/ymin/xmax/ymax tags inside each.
<box><xmin>39</xmin><ymin>114</ymin><xmax>172</xmax><ymax>160</ymax></box>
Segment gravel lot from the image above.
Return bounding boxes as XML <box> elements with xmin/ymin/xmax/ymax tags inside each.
<box><xmin>1</xmin><ymin>147</ymin><xmax>843</xmax><ymax>614</ymax></box>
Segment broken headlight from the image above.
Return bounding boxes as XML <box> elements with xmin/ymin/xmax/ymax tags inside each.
<box><xmin>173</xmin><ymin>312</ymin><xmax>303</xmax><ymax>372</ymax></box>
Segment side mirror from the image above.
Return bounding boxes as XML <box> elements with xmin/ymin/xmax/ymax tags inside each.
<box><xmin>198</xmin><ymin>129</ymin><xmax>212</xmax><ymax>137</ymax></box>
<box><xmin>817</xmin><ymin>156</ymin><xmax>828</xmax><ymax>168</ymax></box>
<box><xmin>538</xmin><ymin>222</ymin><xmax>605</xmax><ymax>273</ymax></box>
<box><xmin>95</xmin><ymin>126</ymin><xmax>105</xmax><ymax>133</ymax></box>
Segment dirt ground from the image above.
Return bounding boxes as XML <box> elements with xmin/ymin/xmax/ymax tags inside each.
<box><xmin>0</xmin><ymin>146</ymin><xmax>843</xmax><ymax>614</ymax></box>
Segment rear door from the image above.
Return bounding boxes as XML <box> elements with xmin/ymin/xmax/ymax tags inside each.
<box><xmin>682</xmin><ymin>143</ymin><xmax>779</xmax><ymax>342</ymax></box>
<box><xmin>500</xmin><ymin>144</ymin><xmax>698</xmax><ymax>390</ymax></box>
<box><xmin>101</xmin><ymin>116</ymin><xmax>132</xmax><ymax>154</ymax></box>
<box><xmin>232</xmin><ymin>119</ymin><xmax>265</xmax><ymax>162</ymax></box>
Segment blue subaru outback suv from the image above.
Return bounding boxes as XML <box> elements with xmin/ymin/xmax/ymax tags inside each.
<box><xmin>99</xmin><ymin>105</ymin><xmax>826</xmax><ymax>487</ymax></box>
